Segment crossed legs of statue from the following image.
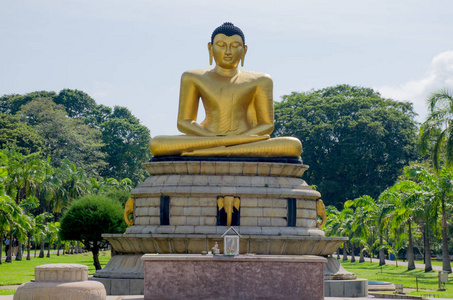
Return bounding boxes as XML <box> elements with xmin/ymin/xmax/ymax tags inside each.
<box><xmin>150</xmin><ymin>135</ymin><xmax>302</xmax><ymax>157</ymax></box>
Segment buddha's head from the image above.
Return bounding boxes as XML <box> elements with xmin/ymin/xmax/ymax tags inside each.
<box><xmin>208</xmin><ymin>22</ymin><xmax>248</xmax><ymax>69</ymax></box>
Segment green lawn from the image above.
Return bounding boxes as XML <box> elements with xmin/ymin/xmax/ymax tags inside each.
<box><xmin>0</xmin><ymin>251</ymin><xmax>111</xmax><ymax>295</ymax></box>
<box><xmin>342</xmin><ymin>260</ymin><xmax>453</xmax><ymax>298</ymax></box>
<box><xmin>2</xmin><ymin>252</ymin><xmax>453</xmax><ymax>298</ymax></box>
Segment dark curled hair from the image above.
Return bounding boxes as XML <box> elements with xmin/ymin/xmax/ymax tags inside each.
<box><xmin>211</xmin><ymin>22</ymin><xmax>245</xmax><ymax>44</ymax></box>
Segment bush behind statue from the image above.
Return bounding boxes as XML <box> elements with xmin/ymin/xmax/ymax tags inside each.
<box><xmin>59</xmin><ymin>195</ymin><xmax>127</xmax><ymax>270</ymax></box>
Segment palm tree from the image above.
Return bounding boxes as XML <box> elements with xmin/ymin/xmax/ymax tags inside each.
<box><xmin>387</xmin><ymin>226</ymin><xmax>407</xmax><ymax>268</ymax></box>
<box><xmin>13</xmin><ymin>211</ymin><xmax>32</xmax><ymax>261</ymax></box>
<box><xmin>0</xmin><ymin>199</ymin><xmax>25</xmax><ymax>263</ymax></box>
<box><xmin>324</xmin><ymin>205</ymin><xmax>342</xmax><ymax>258</ymax></box>
<box><xmin>419</xmin><ymin>89</ymin><xmax>453</xmax><ymax>173</ymax></box>
<box><xmin>389</xmin><ymin>180</ymin><xmax>421</xmax><ymax>270</ymax></box>
<box><xmin>54</xmin><ymin>160</ymin><xmax>90</xmax><ymax>212</ymax></box>
<box><xmin>0</xmin><ymin>196</ymin><xmax>15</xmax><ymax>264</ymax></box>
<box><xmin>406</xmin><ymin>165</ymin><xmax>453</xmax><ymax>273</ymax></box>
<box><xmin>345</xmin><ymin>196</ymin><xmax>377</xmax><ymax>263</ymax></box>
<box><xmin>45</xmin><ymin>222</ymin><xmax>60</xmax><ymax>257</ymax></box>
<box><xmin>337</xmin><ymin>208</ymin><xmax>354</xmax><ymax>261</ymax></box>
<box><xmin>375</xmin><ymin>191</ymin><xmax>398</xmax><ymax>266</ymax></box>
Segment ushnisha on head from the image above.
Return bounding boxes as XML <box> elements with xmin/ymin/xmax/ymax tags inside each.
<box><xmin>208</xmin><ymin>22</ymin><xmax>248</xmax><ymax>68</ymax></box>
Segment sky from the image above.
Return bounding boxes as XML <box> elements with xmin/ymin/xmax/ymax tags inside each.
<box><xmin>1</xmin><ymin>0</ymin><xmax>453</xmax><ymax>136</ymax></box>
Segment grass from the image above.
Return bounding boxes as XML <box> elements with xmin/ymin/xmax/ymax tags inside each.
<box><xmin>0</xmin><ymin>250</ymin><xmax>111</xmax><ymax>295</ymax></box>
<box><xmin>342</xmin><ymin>260</ymin><xmax>453</xmax><ymax>298</ymax></box>
<box><xmin>2</xmin><ymin>252</ymin><xmax>453</xmax><ymax>298</ymax></box>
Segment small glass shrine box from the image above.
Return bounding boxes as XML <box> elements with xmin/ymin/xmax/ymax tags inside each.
<box><xmin>222</xmin><ymin>227</ymin><xmax>241</xmax><ymax>255</ymax></box>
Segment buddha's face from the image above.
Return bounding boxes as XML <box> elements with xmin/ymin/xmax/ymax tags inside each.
<box><xmin>209</xmin><ymin>34</ymin><xmax>247</xmax><ymax>69</ymax></box>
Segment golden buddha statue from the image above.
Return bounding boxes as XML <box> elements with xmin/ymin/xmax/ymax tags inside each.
<box><xmin>150</xmin><ymin>22</ymin><xmax>302</xmax><ymax>157</ymax></box>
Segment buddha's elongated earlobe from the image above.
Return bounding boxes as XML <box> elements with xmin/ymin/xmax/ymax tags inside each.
<box><xmin>208</xmin><ymin>42</ymin><xmax>213</xmax><ymax>65</ymax></box>
<box><xmin>241</xmin><ymin>45</ymin><xmax>248</xmax><ymax>67</ymax></box>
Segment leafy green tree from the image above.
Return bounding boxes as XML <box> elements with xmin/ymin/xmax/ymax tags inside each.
<box><xmin>59</xmin><ymin>195</ymin><xmax>127</xmax><ymax>270</ymax></box>
<box><xmin>54</xmin><ymin>89</ymin><xmax>97</xmax><ymax>119</ymax></box>
<box><xmin>100</xmin><ymin>106</ymin><xmax>151</xmax><ymax>183</ymax></box>
<box><xmin>18</xmin><ymin>98</ymin><xmax>106</xmax><ymax>175</ymax></box>
<box><xmin>0</xmin><ymin>91</ymin><xmax>57</xmax><ymax>115</ymax></box>
<box><xmin>1</xmin><ymin>90</ymin><xmax>151</xmax><ymax>186</ymax></box>
<box><xmin>0</xmin><ymin>113</ymin><xmax>44</xmax><ymax>154</ymax></box>
<box><xmin>274</xmin><ymin>85</ymin><xmax>417</xmax><ymax>207</ymax></box>
<box><xmin>419</xmin><ymin>89</ymin><xmax>453</xmax><ymax>172</ymax></box>
<box><xmin>83</xmin><ymin>104</ymin><xmax>112</xmax><ymax>128</ymax></box>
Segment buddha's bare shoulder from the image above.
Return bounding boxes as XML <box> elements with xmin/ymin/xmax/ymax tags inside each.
<box><xmin>181</xmin><ymin>69</ymin><xmax>211</xmax><ymax>80</ymax></box>
<box><xmin>240</xmin><ymin>70</ymin><xmax>272</xmax><ymax>84</ymax></box>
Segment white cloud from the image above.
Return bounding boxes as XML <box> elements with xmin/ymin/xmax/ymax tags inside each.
<box><xmin>376</xmin><ymin>50</ymin><xmax>453</xmax><ymax>122</ymax></box>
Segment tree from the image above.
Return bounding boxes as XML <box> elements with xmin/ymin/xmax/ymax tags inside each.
<box><xmin>419</xmin><ymin>89</ymin><xmax>453</xmax><ymax>172</ymax></box>
<box><xmin>54</xmin><ymin>159</ymin><xmax>90</xmax><ymax>212</ymax></box>
<box><xmin>274</xmin><ymin>85</ymin><xmax>417</xmax><ymax>207</ymax></box>
<box><xmin>345</xmin><ymin>195</ymin><xmax>377</xmax><ymax>263</ymax></box>
<box><xmin>18</xmin><ymin>98</ymin><xmax>106</xmax><ymax>175</ymax></box>
<box><xmin>0</xmin><ymin>113</ymin><xmax>44</xmax><ymax>154</ymax></box>
<box><xmin>376</xmin><ymin>189</ymin><xmax>398</xmax><ymax>266</ymax></box>
<box><xmin>405</xmin><ymin>164</ymin><xmax>453</xmax><ymax>273</ymax></box>
<box><xmin>54</xmin><ymin>89</ymin><xmax>96</xmax><ymax>119</ymax></box>
<box><xmin>59</xmin><ymin>195</ymin><xmax>126</xmax><ymax>270</ymax></box>
<box><xmin>388</xmin><ymin>179</ymin><xmax>420</xmax><ymax>270</ymax></box>
<box><xmin>100</xmin><ymin>106</ymin><xmax>151</xmax><ymax>183</ymax></box>
<box><xmin>387</xmin><ymin>228</ymin><xmax>407</xmax><ymax>268</ymax></box>
<box><xmin>0</xmin><ymin>198</ymin><xmax>25</xmax><ymax>263</ymax></box>
<box><xmin>1</xmin><ymin>90</ymin><xmax>151</xmax><ymax>186</ymax></box>
<box><xmin>0</xmin><ymin>169</ymin><xmax>15</xmax><ymax>264</ymax></box>
<box><xmin>0</xmin><ymin>91</ymin><xmax>57</xmax><ymax>115</ymax></box>
<box><xmin>45</xmin><ymin>222</ymin><xmax>60</xmax><ymax>257</ymax></box>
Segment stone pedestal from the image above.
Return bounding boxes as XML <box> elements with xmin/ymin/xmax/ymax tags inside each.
<box><xmin>141</xmin><ymin>254</ymin><xmax>326</xmax><ymax>300</ymax></box>
<box><xmin>14</xmin><ymin>264</ymin><xmax>106</xmax><ymax>300</ymax></box>
<box><xmin>93</xmin><ymin>159</ymin><xmax>349</xmax><ymax>295</ymax></box>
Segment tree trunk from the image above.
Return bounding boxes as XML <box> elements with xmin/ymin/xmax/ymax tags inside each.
<box><xmin>47</xmin><ymin>243</ymin><xmax>50</xmax><ymax>257</ymax></box>
<box><xmin>26</xmin><ymin>233</ymin><xmax>31</xmax><ymax>261</ymax></box>
<box><xmin>5</xmin><ymin>232</ymin><xmax>13</xmax><ymax>263</ymax></box>
<box><xmin>15</xmin><ymin>242</ymin><xmax>23</xmax><ymax>260</ymax></box>
<box><xmin>92</xmin><ymin>242</ymin><xmax>102</xmax><ymax>270</ymax></box>
<box><xmin>336</xmin><ymin>248</ymin><xmax>340</xmax><ymax>260</ymax></box>
<box><xmin>350</xmin><ymin>243</ymin><xmax>356</xmax><ymax>262</ymax></box>
<box><xmin>39</xmin><ymin>239</ymin><xmax>45</xmax><ymax>258</ymax></box>
<box><xmin>0</xmin><ymin>229</ymin><xmax>3</xmax><ymax>264</ymax></box>
<box><xmin>359</xmin><ymin>248</ymin><xmax>365</xmax><ymax>263</ymax></box>
<box><xmin>441</xmin><ymin>202</ymin><xmax>452</xmax><ymax>273</ymax></box>
<box><xmin>424</xmin><ymin>225</ymin><xmax>432</xmax><ymax>272</ymax></box>
<box><xmin>407</xmin><ymin>221</ymin><xmax>415</xmax><ymax>270</ymax></box>
<box><xmin>342</xmin><ymin>244</ymin><xmax>348</xmax><ymax>261</ymax></box>
<box><xmin>379</xmin><ymin>235</ymin><xmax>385</xmax><ymax>266</ymax></box>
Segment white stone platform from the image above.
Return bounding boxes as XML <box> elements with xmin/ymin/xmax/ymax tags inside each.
<box><xmin>14</xmin><ymin>264</ymin><xmax>106</xmax><ymax>300</ymax></box>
